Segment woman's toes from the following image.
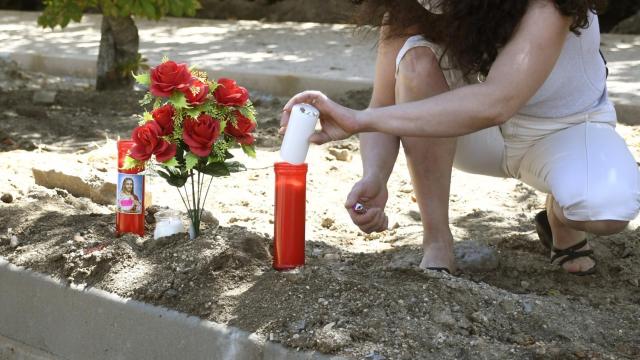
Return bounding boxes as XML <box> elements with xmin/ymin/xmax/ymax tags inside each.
<box><xmin>562</xmin><ymin>256</ymin><xmax>595</xmax><ymax>273</ymax></box>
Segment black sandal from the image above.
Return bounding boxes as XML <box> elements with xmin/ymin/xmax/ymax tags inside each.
<box><xmin>550</xmin><ymin>239</ymin><xmax>597</xmax><ymax>276</ymax></box>
<box><xmin>535</xmin><ymin>210</ymin><xmax>596</xmax><ymax>276</ymax></box>
<box><xmin>425</xmin><ymin>267</ymin><xmax>450</xmax><ymax>274</ymax></box>
<box><xmin>534</xmin><ymin>210</ymin><xmax>553</xmax><ymax>250</ymax></box>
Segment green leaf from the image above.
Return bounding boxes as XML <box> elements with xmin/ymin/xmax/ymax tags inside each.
<box><xmin>157</xmin><ymin>168</ymin><xmax>189</xmax><ymax>188</ymax></box>
<box><xmin>169</xmin><ymin>91</ymin><xmax>189</xmax><ymax>109</ymax></box>
<box><xmin>142</xmin><ymin>111</ymin><xmax>153</xmax><ymax>122</ymax></box>
<box><xmin>239</xmin><ymin>103</ymin><xmax>257</xmax><ymax>123</ymax></box>
<box><xmin>242</xmin><ymin>145</ymin><xmax>256</xmax><ymax>158</ymax></box>
<box><xmin>200</xmin><ymin>162</ymin><xmax>230</xmax><ymax>177</ymax></box>
<box><xmin>224</xmin><ymin>150</ymin><xmax>234</xmax><ymax>160</ymax></box>
<box><xmin>185</xmin><ymin>152</ymin><xmax>200</xmax><ymax>171</ymax></box>
<box><xmin>225</xmin><ymin>161</ymin><xmax>247</xmax><ymax>173</ymax></box>
<box><xmin>133</xmin><ymin>72</ymin><xmax>150</xmax><ymax>86</ymax></box>
<box><xmin>185</xmin><ymin>107</ymin><xmax>202</xmax><ymax>119</ymax></box>
<box><xmin>140</xmin><ymin>0</ymin><xmax>158</xmax><ymax>19</ymax></box>
<box><xmin>139</xmin><ymin>92</ymin><xmax>154</xmax><ymax>106</ymax></box>
<box><xmin>122</xmin><ymin>155</ymin><xmax>143</xmax><ymax>170</ymax></box>
<box><xmin>160</xmin><ymin>157</ymin><xmax>179</xmax><ymax>168</ymax></box>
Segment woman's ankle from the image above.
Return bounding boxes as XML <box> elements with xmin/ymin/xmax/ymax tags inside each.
<box><xmin>546</xmin><ymin>195</ymin><xmax>585</xmax><ymax>248</ymax></box>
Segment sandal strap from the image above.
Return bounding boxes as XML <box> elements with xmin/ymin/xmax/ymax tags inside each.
<box><xmin>550</xmin><ymin>239</ymin><xmax>592</xmax><ymax>265</ymax></box>
<box><xmin>552</xmin><ymin>249</ymin><xmax>595</xmax><ymax>266</ymax></box>
<box><xmin>551</xmin><ymin>239</ymin><xmax>588</xmax><ymax>254</ymax></box>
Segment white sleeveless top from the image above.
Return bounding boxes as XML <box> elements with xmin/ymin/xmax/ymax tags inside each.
<box><xmin>519</xmin><ymin>12</ymin><xmax>608</xmax><ymax>118</ymax></box>
<box><xmin>397</xmin><ymin>11</ymin><xmax>610</xmax><ymax>119</ymax></box>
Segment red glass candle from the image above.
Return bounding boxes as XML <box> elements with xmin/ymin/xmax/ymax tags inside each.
<box><xmin>273</xmin><ymin>162</ymin><xmax>308</xmax><ymax>270</ymax></box>
<box><xmin>116</xmin><ymin>140</ymin><xmax>145</xmax><ymax>237</ymax></box>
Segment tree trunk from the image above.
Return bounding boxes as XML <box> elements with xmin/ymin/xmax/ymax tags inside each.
<box><xmin>96</xmin><ymin>15</ymin><xmax>139</xmax><ymax>91</ymax></box>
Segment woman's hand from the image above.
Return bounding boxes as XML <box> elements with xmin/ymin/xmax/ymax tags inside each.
<box><xmin>345</xmin><ymin>177</ymin><xmax>389</xmax><ymax>234</ymax></box>
<box><xmin>280</xmin><ymin>91</ymin><xmax>362</xmax><ymax>145</ymax></box>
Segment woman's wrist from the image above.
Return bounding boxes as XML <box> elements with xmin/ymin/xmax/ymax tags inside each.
<box><xmin>355</xmin><ymin>108</ymin><xmax>376</xmax><ymax>133</ymax></box>
<box><xmin>362</xmin><ymin>169</ymin><xmax>389</xmax><ymax>185</ymax></box>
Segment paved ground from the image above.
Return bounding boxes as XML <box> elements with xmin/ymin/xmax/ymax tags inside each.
<box><xmin>0</xmin><ymin>10</ymin><xmax>376</xmax><ymax>97</ymax></box>
<box><xmin>1</xmin><ymin>10</ymin><xmax>638</xmax><ymax>121</ymax></box>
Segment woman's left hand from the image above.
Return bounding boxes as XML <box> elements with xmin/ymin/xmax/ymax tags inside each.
<box><xmin>280</xmin><ymin>91</ymin><xmax>362</xmax><ymax>145</ymax></box>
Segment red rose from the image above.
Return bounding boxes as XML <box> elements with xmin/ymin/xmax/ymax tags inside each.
<box><xmin>151</xmin><ymin>104</ymin><xmax>175</xmax><ymax>136</ymax></box>
<box><xmin>150</xmin><ymin>61</ymin><xmax>192</xmax><ymax>97</ymax></box>
<box><xmin>213</xmin><ymin>78</ymin><xmax>249</xmax><ymax>106</ymax></box>
<box><xmin>153</xmin><ymin>141</ymin><xmax>177</xmax><ymax>163</ymax></box>
<box><xmin>225</xmin><ymin>111</ymin><xmax>256</xmax><ymax>145</ymax></box>
<box><xmin>181</xmin><ymin>78</ymin><xmax>209</xmax><ymax>106</ymax></box>
<box><xmin>182</xmin><ymin>113</ymin><xmax>221</xmax><ymax>157</ymax></box>
<box><xmin>130</xmin><ymin>121</ymin><xmax>177</xmax><ymax>162</ymax></box>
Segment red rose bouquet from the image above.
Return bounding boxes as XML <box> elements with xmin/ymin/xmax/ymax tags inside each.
<box><xmin>124</xmin><ymin>58</ymin><xmax>257</xmax><ymax>238</ymax></box>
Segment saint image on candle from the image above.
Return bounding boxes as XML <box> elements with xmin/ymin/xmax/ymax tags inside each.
<box><xmin>117</xmin><ymin>176</ymin><xmax>142</xmax><ymax>214</ymax></box>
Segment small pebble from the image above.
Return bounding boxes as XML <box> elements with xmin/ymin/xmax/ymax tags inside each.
<box><xmin>365</xmin><ymin>352</ymin><xmax>386</xmax><ymax>360</ymax></box>
<box><xmin>73</xmin><ymin>233</ymin><xmax>85</xmax><ymax>242</ymax></box>
<box><xmin>323</xmin><ymin>253</ymin><xmax>340</xmax><ymax>261</ymax></box>
<box><xmin>201</xmin><ymin>210</ymin><xmax>219</xmax><ymax>226</ymax></box>
<box><xmin>321</xmin><ymin>217</ymin><xmax>335</xmax><ymax>229</ymax></box>
<box><xmin>10</xmin><ymin>235</ymin><xmax>19</xmax><ymax>247</ymax></box>
<box><xmin>520</xmin><ymin>280</ymin><xmax>530</xmax><ymax>290</ymax></box>
<box><xmin>164</xmin><ymin>289</ymin><xmax>178</xmax><ymax>297</ymax></box>
<box><xmin>288</xmin><ymin>319</ymin><xmax>306</xmax><ymax>332</ymax></box>
<box><xmin>323</xmin><ymin>322</ymin><xmax>336</xmax><ymax>331</ymax></box>
<box><xmin>408</xmin><ymin>210</ymin><xmax>421</xmax><ymax>222</ymax></box>
<box><xmin>1</xmin><ymin>193</ymin><xmax>13</xmax><ymax>203</ymax></box>
<box><xmin>521</xmin><ymin>300</ymin><xmax>535</xmax><ymax>314</ymax></box>
<box><xmin>328</xmin><ymin>148</ymin><xmax>352</xmax><ymax>162</ymax></box>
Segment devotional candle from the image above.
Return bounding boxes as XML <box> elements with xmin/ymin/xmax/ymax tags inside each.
<box><xmin>116</xmin><ymin>140</ymin><xmax>145</xmax><ymax>237</ymax></box>
<box><xmin>273</xmin><ymin>103</ymin><xmax>319</xmax><ymax>270</ymax></box>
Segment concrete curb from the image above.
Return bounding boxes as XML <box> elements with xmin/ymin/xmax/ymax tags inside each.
<box><xmin>0</xmin><ymin>335</ymin><xmax>59</xmax><ymax>360</ymax></box>
<box><xmin>4</xmin><ymin>49</ymin><xmax>638</xmax><ymax>124</ymax></box>
<box><xmin>3</xmin><ymin>51</ymin><xmax>373</xmax><ymax>98</ymax></box>
<box><xmin>0</xmin><ymin>258</ymin><xmax>345</xmax><ymax>360</ymax></box>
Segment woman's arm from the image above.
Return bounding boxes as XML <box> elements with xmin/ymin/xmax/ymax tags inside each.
<box><xmin>282</xmin><ymin>1</ymin><xmax>572</xmax><ymax>142</ymax></box>
<box><xmin>359</xmin><ymin>1</ymin><xmax>572</xmax><ymax>137</ymax></box>
<box><xmin>360</xmin><ymin>31</ymin><xmax>406</xmax><ymax>183</ymax></box>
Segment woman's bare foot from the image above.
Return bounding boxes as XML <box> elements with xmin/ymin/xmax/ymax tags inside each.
<box><xmin>419</xmin><ymin>234</ymin><xmax>456</xmax><ymax>273</ymax></box>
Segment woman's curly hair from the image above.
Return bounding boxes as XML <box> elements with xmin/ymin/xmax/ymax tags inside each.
<box><xmin>354</xmin><ymin>0</ymin><xmax>607</xmax><ymax>77</ymax></box>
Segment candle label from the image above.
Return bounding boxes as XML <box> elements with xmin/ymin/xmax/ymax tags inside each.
<box><xmin>117</xmin><ymin>173</ymin><xmax>144</xmax><ymax>214</ymax></box>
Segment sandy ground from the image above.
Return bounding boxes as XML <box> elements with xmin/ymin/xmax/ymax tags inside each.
<box><xmin>1</xmin><ymin>61</ymin><xmax>640</xmax><ymax>359</ymax></box>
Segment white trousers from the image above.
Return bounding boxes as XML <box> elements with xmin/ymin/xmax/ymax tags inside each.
<box><xmin>396</xmin><ymin>35</ymin><xmax>640</xmax><ymax>221</ymax></box>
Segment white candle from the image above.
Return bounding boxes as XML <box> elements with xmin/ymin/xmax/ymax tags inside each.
<box><xmin>154</xmin><ymin>218</ymin><xmax>185</xmax><ymax>239</ymax></box>
<box><xmin>280</xmin><ymin>103</ymin><xmax>319</xmax><ymax>164</ymax></box>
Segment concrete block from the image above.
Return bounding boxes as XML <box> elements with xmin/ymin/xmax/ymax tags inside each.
<box><xmin>32</xmin><ymin>163</ymin><xmax>116</xmax><ymax>206</ymax></box>
<box><xmin>0</xmin><ymin>335</ymin><xmax>59</xmax><ymax>360</ymax></box>
<box><xmin>0</xmin><ymin>258</ymin><xmax>344</xmax><ymax>360</ymax></box>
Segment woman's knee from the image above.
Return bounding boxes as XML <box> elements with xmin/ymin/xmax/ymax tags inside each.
<box><xmin>555</xmin><ymin>184</ymin><xmax>640</xmax><ymax>231</ymax></box>
<box><xmin>396</xmin><ymin>46</ymin><xmax>443</xmax><ymax>93</ymax></box>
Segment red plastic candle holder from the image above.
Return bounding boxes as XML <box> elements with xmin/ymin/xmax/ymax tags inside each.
<box><xmin>273</xmin><ymin>162</ymin><xmax>308</xmax><ymax>270</ymax></box>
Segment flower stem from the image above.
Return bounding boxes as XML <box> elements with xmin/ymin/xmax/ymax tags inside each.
<box><xmin>176</xmin><ymin>186</ymin><xmax>191</xmax><ymax>217</ymax></box>
<box><xmin>200</xmin><ymin>175</ymin><xmax>214</xmax><ymax>219</ymax></box>
<box><xmin>189</xmin><ymin>169</ymin><xmax>200</xmax><ymax>238</ymax></box>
